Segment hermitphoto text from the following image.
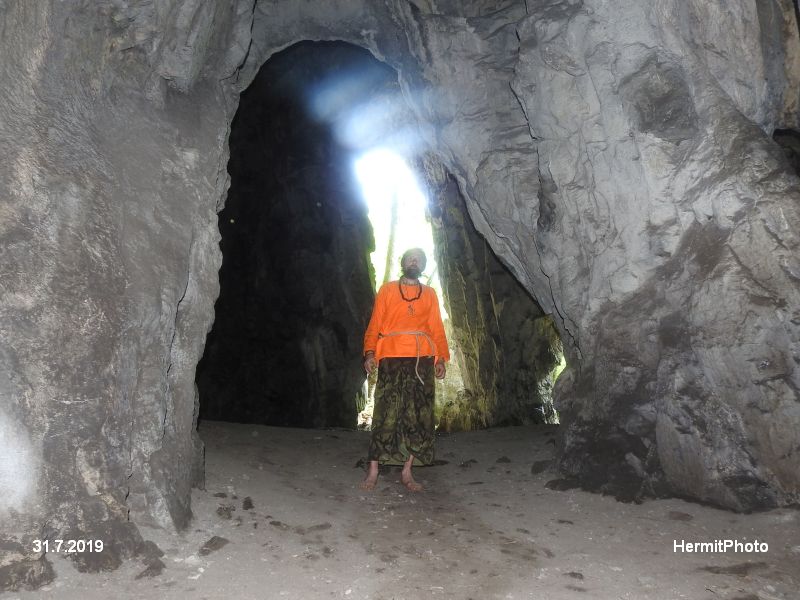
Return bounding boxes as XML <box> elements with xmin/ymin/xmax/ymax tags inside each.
<box><xmin>673</xmin><ymin>539</ymin><xmax>769</xmax><ymax>553</ymax></box>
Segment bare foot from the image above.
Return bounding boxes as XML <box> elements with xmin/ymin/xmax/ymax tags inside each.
<box><xmin>359</xmin><ymin>475</ymin><xmax>378</xmax><ymax>491</ymax></box>
<box><xmin>401</xmin><ymin>472</ymin><xmax>423</xmax><ymax>492</ymax></box>
<box><xmin>359</xmin><ymin>461</ymin><xmax>379</xmax><ymax>491</ymax></box>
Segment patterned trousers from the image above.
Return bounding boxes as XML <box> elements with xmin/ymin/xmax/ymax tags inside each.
<box><xmin>368</xmin><ymin>357</ymin><xmax>435</xmax><ymax>466</ymax></box>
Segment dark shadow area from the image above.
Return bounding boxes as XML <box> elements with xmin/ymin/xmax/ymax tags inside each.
<box><xmin>773</xmin><ymin>128</ymin><xmax>800</xmax><ymax>175</ymax></box>
<box><xmin>196</xmin><ymin>42</ymin><xmax>391</xmax><ymax>427</ymax></box>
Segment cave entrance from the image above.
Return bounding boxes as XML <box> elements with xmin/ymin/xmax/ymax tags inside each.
<box><xmin>196</xmin><ymin>39</ymin><xmax>564</xmax><ymax>432</ymax></box>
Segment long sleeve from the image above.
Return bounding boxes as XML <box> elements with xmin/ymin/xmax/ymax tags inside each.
<box><xmin>427</xmin><ymin>288</ymin><xmax>450</xmax><ymax>363</ymax></box>
<box><xmin>363</xmin><ymin>284</ymin><xmax>387</xmax><ymax>355</ymax></box>
<box><xmin>366</xmin><ymin>282</ymin><xmax>450</xmax><ymax>362</ymax></box>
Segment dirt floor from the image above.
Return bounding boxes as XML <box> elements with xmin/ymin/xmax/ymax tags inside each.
<box><xmin>5</xmin><ymin>422</ymin><xmax>799</xmax><ymax>600</ymax></box>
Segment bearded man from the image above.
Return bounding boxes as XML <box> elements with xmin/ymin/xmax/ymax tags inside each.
<box><xmin>360</xmin><ymin>248</ymin><xmax>449</xmax><ymax>492</ymax></box>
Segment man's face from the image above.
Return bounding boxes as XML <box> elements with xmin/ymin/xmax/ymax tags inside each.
<box><xmin>401</xmin><ymin>251</ymin><xmax>426</xmax><ymax>279</ymax></box>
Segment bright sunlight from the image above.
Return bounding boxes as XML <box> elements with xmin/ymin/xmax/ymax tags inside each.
<box><xmin>353</xmin><ymin>148</ymin><xmax>443</xmax><ymax>307</ymax></box>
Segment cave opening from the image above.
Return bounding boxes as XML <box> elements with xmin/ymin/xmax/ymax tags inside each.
<box><xmin>196</xmin><ymin>39</ymin><xmax>565</xmax><ymax>433</ymax></box>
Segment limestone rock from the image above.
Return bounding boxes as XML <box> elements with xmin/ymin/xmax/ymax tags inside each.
<box><xmin>0</xmin><ymin>1</ymin><xmax>228</xmax><ymax>577</ymax></box>
<box><xmin>430</xmin><ymin>170</ymin><xmax>562</xmax><ymax>429</ymax></box>
<box><xmin>508</xmin><ymin>0</ymin><xmax>800</xmax><ymax>509</ymax></box>
<box><xmin>2</xmin><ymin>2</ymin><xmax>800</xmax><ymax>590</ymax></box>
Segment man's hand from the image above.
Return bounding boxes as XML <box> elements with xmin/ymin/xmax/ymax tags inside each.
<box><xmin>435</xmin><ymin>359</ymin><xmax>446</xmax><ymax>379</ymax></box>
<box><xmin>364</xmin><ymin>352</ymin><xmax>377</xmax><ymax>375</ymax></box>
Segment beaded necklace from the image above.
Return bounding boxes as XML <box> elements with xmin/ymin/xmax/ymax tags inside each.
<box><xmin>399</xmin><ymin>278</ymin><xmax>423</xmax><ymax>315</ymax></box>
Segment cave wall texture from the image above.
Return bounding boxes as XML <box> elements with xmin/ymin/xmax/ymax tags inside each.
<box><xmin>430</xmin><ymin>171</ymin><xmax>562</xmax><ymax>427</ymax></box>
<box><xmin>1</xmin><ymin>0</ymin><xmax>800</xmax><ymax>588</ymax></box>
<box><xmin>195</xmin><ymin>42</ymin><xmax>378</xmax><ymax>429</ymax></box>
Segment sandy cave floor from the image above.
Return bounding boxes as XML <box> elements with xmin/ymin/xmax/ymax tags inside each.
<box><xmin>6</xmin><ymin>421</ymin><xmax>800</xmax><ymax>600</ymax></box>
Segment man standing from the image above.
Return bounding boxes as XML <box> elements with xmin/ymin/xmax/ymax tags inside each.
<box><xmin>360</xmin><ymin>248</ymin><xmax>449</xmax><ymax>492</ymax></box>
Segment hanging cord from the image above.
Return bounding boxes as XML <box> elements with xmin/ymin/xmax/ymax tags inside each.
<box><xmin>377</xmin><ymin>330</ymin><xmax>438</xmax><ymax>385</ymax></box>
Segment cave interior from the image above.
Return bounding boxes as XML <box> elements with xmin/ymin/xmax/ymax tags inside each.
<box><xmin>1</xmin><ymin>0</ymin><xmax>799</xmax><ymax>595</ymax></box>
<box><xmin>197</xmin><ymin>40</ymin><xmax>563</xmax><ymax>432</ymax></box>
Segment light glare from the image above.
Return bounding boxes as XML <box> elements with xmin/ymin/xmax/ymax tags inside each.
<box><xmin>354</xmin><ymin>149</ymin><xmax>443</xmax><ymax>311</ymax></box>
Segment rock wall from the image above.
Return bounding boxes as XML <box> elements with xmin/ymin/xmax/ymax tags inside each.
<box><xmin>195</xmin><ymin>42</ymin><xmax>377</xmax><ymax>428</ymax></box>
<box><xmin>154</xmin><ymin>0</ymin><xmax>800</xmax><ymax>510</ymax></box>
<box><xmin>508</xmin><ymin>0</ymin><xmax>800</xmax><ymax>508</ymax></box>
<box><xmin>2</xmin><ymin>0</ymin><xmax>800</xmax><ymax>589</ymax></box>
<box><xmin>377</xmin><ymin>0</ymin><xmax>800</xmax><ymax>509</ymax></box>
<box><xmin>0</xmin><ymin>0</ymin><xmax>234</xmax><ymax>587</ymax></box>
<box><xmin>430</xmin><ymin>172</ymin><xmax>562</xmax><ymax>427</ymax></box>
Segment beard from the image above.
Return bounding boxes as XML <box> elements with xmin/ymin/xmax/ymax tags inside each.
<box><xmin>402</xmin><ymin>265</ymin><xmax>422</xmax><ymax>280</ymax></box>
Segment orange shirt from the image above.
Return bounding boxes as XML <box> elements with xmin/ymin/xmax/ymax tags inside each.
<box><xmin>364</xmin><ymin>280</ymin><xmax>450</xmax><ymax>363</ymax></box>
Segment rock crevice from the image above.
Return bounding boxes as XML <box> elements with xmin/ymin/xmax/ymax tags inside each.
<box><xmin>429</xmin><ymin>170</ymin><xmax>563</xmax><ymax>428</ymax></box>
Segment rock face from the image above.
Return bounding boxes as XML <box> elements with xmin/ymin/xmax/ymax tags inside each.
<box><xmin>386</xmin><ymin>0</ymin><xmax>800</xmax><ymax>509</ymax></box>
<box><xmin>430</xmin><ymin>172</ymin><xmax>562</xmax><ymax>428</ymax></box>
<box><xmin>196</xmin><ymin>42</ymin><xmax>377</xmax><ymax>428</ymax></box>
<box><xmin>2</xmin><ymin>0</ymin><xmax>800</xmax><ymax>589</ymax></box>
<box><xmin>1</xmin><ymin>1</ymin><xmax>228</xmax><ymax>587</ymax></box>
<box><xmin>508</xmin><ymin>0</ymin><xmax>800</xmax><ymax>508</ymax></box>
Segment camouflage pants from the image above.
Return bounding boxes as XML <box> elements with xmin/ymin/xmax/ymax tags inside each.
<box><xmin>368</xmin><ymin>357</ymin><xmax>435</xmax><ymax>466</ymax></box>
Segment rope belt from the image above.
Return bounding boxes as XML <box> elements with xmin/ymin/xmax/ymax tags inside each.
<box><xmin>377</xmin><ymin>330</ymin><xmax>437</xmax><ymax>385</ymax></box>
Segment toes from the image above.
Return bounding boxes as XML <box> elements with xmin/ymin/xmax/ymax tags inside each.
<box><xmin>402</xmin><ymin>480</ymin><xmax>423</xmax><ymax>492</ymax></box>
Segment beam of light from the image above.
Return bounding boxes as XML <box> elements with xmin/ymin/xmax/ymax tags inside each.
<box><xmin>354</xmin><ymin>149</ymin><xmax>447</xmax><ymax>318</ymax></box>
<box><xmin>307</xmin><ymin>67</ymin><xmax>423</xmax><ymax>155</ymax></box>
<box><xmin>354</xmin><ymin>148</ymin><xmax>426</xmax><ymax>214</ymax></box>
<box><xmin>304</xmin><ymin>61</ymin><xmax>442</xmax><ymax>304</ymax></box>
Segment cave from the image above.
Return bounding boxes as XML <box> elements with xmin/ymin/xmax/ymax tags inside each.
<box><xmin>196</xmin><ymin>39</ymin><xmax>561</xmax><ymax>432</ymax></box>
<box><xmin>2</xmin><ymin>1</ymin><xmax>799</xmax><ymax>597</ymax></box>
